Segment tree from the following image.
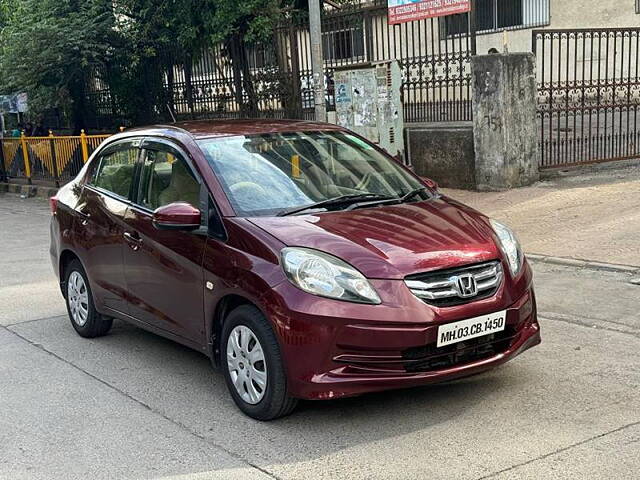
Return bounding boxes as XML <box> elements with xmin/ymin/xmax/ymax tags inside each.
<box><xmin>114</xmin><ymin>0</ymin><xmax>301</xmax><ymax>118</ymax></box>
<box><xmin>0</xmin><ymin>0</ymin><xmax>319</xmax><ymax>128</ymax></box>
<box><xmin>0</xmin><ymin>0</ymin><xmax>118</xmax><ymax>131</ymax></box>
<box><xmin>0</xmin><ymin>0</ymin><xmax>13</xmax><ymax>29</ymax></box>
<box><xmin>110</xmin><ymin>0</ymin><xmax>219</xmax><ymax>123</ymax></box>
<box><xmin>204</xmin><ymin>0</ymin><xmax>311</xmax><ymax>117</ymax></box>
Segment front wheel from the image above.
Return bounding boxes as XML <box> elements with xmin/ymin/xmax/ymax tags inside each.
<box><xmin>64</xmin><ymin>259</ymin><xmax>113</xmax><ymax>338</ymax></box>
<box><xmin>221</xmin><ymin>305</ymin><xmax>297</xmax><ymax>420</ymax></box>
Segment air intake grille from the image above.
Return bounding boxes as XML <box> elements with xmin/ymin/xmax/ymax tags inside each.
<box><xmin>405</xmin><ymin>261</ymin><xmax>503</xmax><ymax>307</ymax></box>
<box><xmin>402</xmin><ymin>327</ymin><xmax>517</xmax><ymax>373</ymax></box>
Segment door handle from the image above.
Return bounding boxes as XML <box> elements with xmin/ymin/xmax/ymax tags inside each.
<box><xmin>123</xmin><ymin>232</ymin><xmax>143</xmax><ymax>250</ymax></box>
<box><xmin>77</xmin><ymin>208</ymin><xmax>91</xmax><ymax>225</ymax></box>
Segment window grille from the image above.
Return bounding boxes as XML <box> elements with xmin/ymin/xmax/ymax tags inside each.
<box><xmin>444</xmin><ymin>0</ymin><xmax>550</xmax><ymax>36</ymax></box>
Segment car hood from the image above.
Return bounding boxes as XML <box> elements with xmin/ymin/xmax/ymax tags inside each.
<box><xmin>248</xmin><ymin>197</ymin><xmax>502</xmax><ymax>279</ymax></box>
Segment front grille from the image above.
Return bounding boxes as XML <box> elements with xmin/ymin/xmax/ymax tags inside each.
<box><xmin>405</xmin><ymin>261</ymin><xmax>503</xmax><ymax>307</ymax></box>
<box><xmin>402</xmin><ymin>327</ymin><xmax>518</xmax><ymax>373</ymax></box>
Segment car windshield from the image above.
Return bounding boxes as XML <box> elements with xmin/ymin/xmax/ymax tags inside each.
<box><xmin>198</xmin><ymin>131</ymin><xmax>426</xmax><ymax>217</ymax></box>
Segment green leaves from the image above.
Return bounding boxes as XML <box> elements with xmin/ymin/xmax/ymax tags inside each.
<box><xmin>0</xmin><ymin>0</ymin><xmax>116</xmax><ymax>121</ymax></box>
<box><xmin>0</xmin><ymin>0</ymin><xmax>307</xmax><ymax>127</ymax></box>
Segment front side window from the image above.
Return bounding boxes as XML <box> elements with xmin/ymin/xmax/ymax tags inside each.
<box><xmin>91</xmin><ymin>147</ymin><xmax>139</xmax><ymax>198</ymax></box>
<box><xmin>198</xmin><ymin>131</ymin><xmax>425</xmax><ymax>217</ymax></box>
<box><xmin>138</xmin><ymin>149</ymin><xmax>200</xmax><ymax>210</ymax></box>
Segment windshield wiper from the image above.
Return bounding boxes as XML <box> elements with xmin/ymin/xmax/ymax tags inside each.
<box><xmin>277</xmin><ymin>193</ymin><xmax>393</xmax><ymax>217</ymax></box>
<box><xmin>344</xmin><ymin>187</ymin><xmax>428</xmax><ymax>212</ymax></box>
<box><xmin>399</xmin><ymin>187</ymin><xmax>428</xmax><ymax>202</ymax></box>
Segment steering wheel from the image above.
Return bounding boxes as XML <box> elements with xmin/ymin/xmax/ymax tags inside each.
<box><xmin>229</xmin><ymin>181</ymin><xmax>270</xmax><ymax>203</ymax></box>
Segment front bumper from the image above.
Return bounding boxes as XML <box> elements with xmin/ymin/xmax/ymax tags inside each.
<box><xmin>302</xmin><ymin>313</ymin><xmax>539</xmax><ymax>400</ymax></box>
<box><xmin>266</xmin><ymin>261</ymin><xmax>540</xmax><ymax>400</ymax></box>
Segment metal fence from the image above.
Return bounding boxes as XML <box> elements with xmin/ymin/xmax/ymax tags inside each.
<box><xmin>85</xmin><ymin>0</ymin><xmax>474</xmax><ymax>126</ymax></box>
<box><xmin>533</xmin><ymin>28</ymin><xmax>640</xmax><ymax>168</ymax></box>
<box><xmin>1</xmin><ymin>131</ymin><xmax>112</xmax><ymax>186</ymax></box>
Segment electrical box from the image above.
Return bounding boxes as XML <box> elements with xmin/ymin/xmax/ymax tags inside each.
<box><xmin>333</xmin><ymin>60</ymin><xmax>404</xmax><ymax>157</ymax></box>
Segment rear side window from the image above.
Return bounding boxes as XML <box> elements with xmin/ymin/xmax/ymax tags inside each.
<box><xmin>92</xmin><ymin>148</ymin><xmax>139</xmax><ymax>198</ymax></box>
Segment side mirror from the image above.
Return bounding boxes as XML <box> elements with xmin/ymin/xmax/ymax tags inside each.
<box><xmin>420</xmin><ymin>177</ymin><xmax>439</xmax><ymax>190</ymax></box>
<box><xmin>152</xmin><ymin>202</ymin><xmax>201</xmax><ymax>231</ymax></box>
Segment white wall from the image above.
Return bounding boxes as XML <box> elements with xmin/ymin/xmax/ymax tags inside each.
<box><xmin>476</xmin><ymin>0</ymin><xmax>640</xmax><ymax>54</ymax></box>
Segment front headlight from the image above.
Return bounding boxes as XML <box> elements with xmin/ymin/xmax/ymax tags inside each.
<box><xmin>490</xmin><ymin>219</ymin><xmax>524</xmax><ymax>277</ymax></box>
<box><xmin>281</xmin><ymin>247</ymin><xmax>381</xmax><ymax>304</ymax></box>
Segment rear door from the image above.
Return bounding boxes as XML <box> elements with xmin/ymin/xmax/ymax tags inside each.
<box><xmin>74</xmin><ymin>139</ymin><xmax>142</xmax><ymax>315</ymax></box>
<box><xmin>122</xmin><ymin>138</ymin><xmax>207</xmax><ymax>344</ymax></box>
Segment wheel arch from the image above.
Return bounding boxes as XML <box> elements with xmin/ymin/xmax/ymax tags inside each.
<box><xmin>209</xmin><ymin>293</ymin><xmax>262</xmax><ymax>367</ymax></box>
<box><xmin>58</xmin><ymin>249</ymin><xmax>82</xmax><ymax>295</ymax></box>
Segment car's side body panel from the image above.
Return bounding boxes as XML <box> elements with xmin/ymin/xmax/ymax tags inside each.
<box><xmin>73</xmin><ymin>186</ymin><xmax>130</xmax><ymax>315</ymax></box>
<box><xmin>201</xmin><ymin>218</ymin><xmax>287</xmax><ymax>358</ymax></box>
<box><xmin>122</xmin><ymin>203</ymin><xmax>207</xmax><ymax>344</ymax></box>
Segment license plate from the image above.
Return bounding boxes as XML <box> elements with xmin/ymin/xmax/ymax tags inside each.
<box><xmin>437</xmin><ymin>310</ymin><xmax>507</xmax><ymax>348</ymax></box>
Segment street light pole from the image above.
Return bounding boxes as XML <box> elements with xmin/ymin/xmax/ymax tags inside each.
<box><xmin>309</xmin><ymin>0</ymin><xmax>327</xmax><ymax>122</ymax></box>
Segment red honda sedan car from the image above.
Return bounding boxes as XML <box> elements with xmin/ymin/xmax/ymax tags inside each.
<box><xmin>50</xmin><ymin>120</ymin><xmax>540</xmax><ymax>420</ymax></box>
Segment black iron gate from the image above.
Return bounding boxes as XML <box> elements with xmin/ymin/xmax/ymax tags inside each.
<box><xmin>533</xmin><ymin>28</ymin><xmax>640</xmax><ymax>168</ymax></box>
<box><xmin>85</xmin><ymin>1</ymin><xmax>474</xmax><ymax>126</ymax></box>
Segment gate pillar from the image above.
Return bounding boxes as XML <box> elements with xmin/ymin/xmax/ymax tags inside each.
<box><xmin>472</xmin><ymin>53</ymin><xmax>539</xmax><ymax>191</ymax></box>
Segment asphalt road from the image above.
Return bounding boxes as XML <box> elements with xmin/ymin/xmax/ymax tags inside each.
<box><xmin>1</xmin><ymin>193</ymin><xmax>639</xmax><ymax>480</ymax></box>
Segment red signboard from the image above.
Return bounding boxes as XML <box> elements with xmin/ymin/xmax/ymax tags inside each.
<box><xmin>388</xmin><ymin>0</ymin><xmax>470</xmax><ymax>25</ymax></box>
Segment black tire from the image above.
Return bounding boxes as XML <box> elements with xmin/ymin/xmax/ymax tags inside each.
<box><xmin>221</xmin><ymin>305</ymin><xmax>298</xmax><ymax>420</ymax></box>
<box><xmin>63</xmin><ymin>259</ymin><xmax>113</xmax><ymax>338</ymax></box>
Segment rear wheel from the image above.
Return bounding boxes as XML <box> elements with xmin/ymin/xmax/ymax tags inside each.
<box><xmin>221</xmin><ymin>305</ymin><xmax>297</xmax><ymax>420</ymax></box>
<box><xmin>64</xmin><ymin>259</ymin><xmax>112</xmax><ymax>338</ymax></box>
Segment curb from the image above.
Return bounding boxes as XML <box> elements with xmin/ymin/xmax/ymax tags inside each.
<box><xmin>527</xmin><ymin>253</ymin><xmax>640</xmax><ymax>275</ymax></box>
<box><xmin>0</xmin><ymin>182</ymin><xmax>58</xmax><ymax>200</ymax></box>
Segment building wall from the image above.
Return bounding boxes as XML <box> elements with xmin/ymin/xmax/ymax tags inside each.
<box><xmin>163</xmin><ymin>0</ymin><xmax>640</xmax><ymax>119</ymax></box>
<box><xmin>476</xmin><ymin>0</ymin><xmax>640</xmax><ymax>55</ymax></box>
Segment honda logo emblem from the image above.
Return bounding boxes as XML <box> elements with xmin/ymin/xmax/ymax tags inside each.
<box><xmin>453</xmin><ymin>273</ymin><xmax>478</xmax><ymax>298</ymax></box>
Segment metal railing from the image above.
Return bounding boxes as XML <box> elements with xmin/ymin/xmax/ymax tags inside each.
<box><xmin>85</xmin><ymin>0</ymin><xmax>475</xmax><ymax>126</ymax></box>
<box><xmin>533</xmin><ymin>28</ymin><xmax>640</xmax><ymax>168</ymax></box>
<box><xmin>1</xmin><ymin>130</ymin><xmax>113</xmax><ymax>186</ymax></box>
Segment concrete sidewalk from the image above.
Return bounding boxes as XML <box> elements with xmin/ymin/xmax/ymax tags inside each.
<box><xmin>442</xmin><ymin>166</ymin><xmax>640</xmax><ymax>268</ymax></box>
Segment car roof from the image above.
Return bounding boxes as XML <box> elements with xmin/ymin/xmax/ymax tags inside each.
<box><xmin>125</xmin><ymin>119</ymin><xmax>346</xmax><ymax>140</ymax></box>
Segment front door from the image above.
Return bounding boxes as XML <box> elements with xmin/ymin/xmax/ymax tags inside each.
<box><xmin>75</xmin><ymin>139</ymin><xmax>141</xmax><ymax>315</ymax></box>
<box><xmin>122</xmin><ymin>139</ymin><xmax>207</xmax><ymax>344</ymax></box>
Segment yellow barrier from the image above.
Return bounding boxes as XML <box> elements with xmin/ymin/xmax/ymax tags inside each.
<box><xmin>1</xmin><ymin>138</ymin><xmax>20</xmax><ymax>174</ymax></box>
<box><xmin>1</xmin><ymin>130</ymin><xmax>114</xmax><ymax>185</ymax></box>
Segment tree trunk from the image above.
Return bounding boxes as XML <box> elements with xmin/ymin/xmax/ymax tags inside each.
<box><xmin>184</xmin><ymin>54</ymin><xmax>195</xmax><ymax>119</ymax></box>
<box><xmin>228</xmin><ymin>36</ymin><xmax>245</xmax><ymax>117</ymax></box>
<box><xmin>166</xmin><ymin>61</ymin><xmax>175</xmax><ymax>121</ymax></box>
<box><xmin>229</xmin><ymin>34</ymin><xmax>259</xmax><ymax>117</ymax></box>
<box><xmin>70</xmin><ymin>76</ymin><xmax>88</xmax><ymax>135</ymax></box>
<box><xmin>285</xmin><ymin>23</ymin><xmax>302</xmax><ymax>119</ymax></box>
<box><xmin>139</xmin><ymin>57</ymin><xmax>157</xmax><ymax>124</ymax></box>
<box><xmin>240</xmin><ymin>49</ymin><xmax>259</xmax><ymax>117</ymax></box>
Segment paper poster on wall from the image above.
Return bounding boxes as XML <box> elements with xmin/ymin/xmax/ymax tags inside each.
<box><xmin>388</xmin><ymin>0</ymin><xmax>470</xmax><ymax>25</ymax></box>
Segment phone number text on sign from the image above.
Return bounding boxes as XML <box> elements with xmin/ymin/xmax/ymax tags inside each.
<box><xmin>388</xmin><ymin>0</ymin><xmax>470</xmax><ymax>25</ymax></box>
